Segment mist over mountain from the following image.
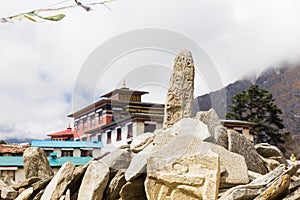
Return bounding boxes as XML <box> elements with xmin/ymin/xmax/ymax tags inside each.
<box><xmin>194</xmin><ymin>63</ymin><xmax>300</xmax><ymax>155</ymax></box>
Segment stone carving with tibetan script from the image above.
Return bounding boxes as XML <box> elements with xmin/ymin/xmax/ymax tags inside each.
<box><xmin>145</xmin><ymin>151</ymin><xmax>220</xmax><ymax>200</ymax></box>
<box><xmin>163</xmin><ymin>49</ymin><xmax>195</xmax><ymax>129</ymax></box>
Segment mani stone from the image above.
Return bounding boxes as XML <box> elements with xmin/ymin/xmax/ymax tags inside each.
<box><xmin>145</xmin><ymin>151</ymin><xmax>220</xmax><ymax>200</ymax></box>
<box><xmin>41</xmin><ymin>162</ymin><xmax>75</xmax><ymax>200</ymax></box>
<box><xmin>23</xmin><ymin>147</ymin><xmax>53</xmax><ymax>179</ymax></box>
<box><xmin>163</xmin><ymin>49</ymin><xmax>195</xmax><ymax>129</ymax></box>
<box><xmin>211</xmin><ymin>144</ymin><xmax>249</xmax><ymax>188</ymax></box>
<box><xmin>77</xmin><ymin>161</ymin><xmax>110</xmax><ymax>200</ymax></box>
<box><xmin>228</xmin><ymin>130</ymin><xmax>268</xmax><ymax>174</ymax></box>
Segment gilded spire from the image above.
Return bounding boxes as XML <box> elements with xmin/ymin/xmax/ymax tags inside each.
<box><xmin>122</xmin><ymin>80</ymin><xmax>127</xmax><ymax>88</ymax></box>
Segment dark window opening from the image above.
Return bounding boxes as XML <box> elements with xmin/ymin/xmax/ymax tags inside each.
<box><xmin>107</xmin><ymin>131</ymin><xmax>112</xmax><ymax>144</ymax></box>
<box><xmin>127</xmin><ymin>124</ymin><xmax>133</xmax><ymax>138</ymax></box>
<box><xmin>117</xmin><ymin>128</ymin><xmax>122</xmax><ymax>141</ymax></box>
<box><xmin>144</xmin><ymin>123</ymin><xmax>156</xmax><ymax>133</ymax></box>
<box><xmin>61</xmin><ymin>150</ymin><xmax>73</xmax><ymax>157</ymax></box>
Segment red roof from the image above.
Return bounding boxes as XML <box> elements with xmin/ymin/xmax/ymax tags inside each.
<box><xmin>47</xmin><ymin>128</ymin><xmax>74</xmax><ymax>137</ymax></box>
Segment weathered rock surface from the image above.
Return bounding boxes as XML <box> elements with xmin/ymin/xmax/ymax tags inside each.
<box><xmin>195</xmin><ymin>108</ymin><xmax>221</xmax><ymax>135</ymax></box>
<box><xmin>104</xmin><ymin>170</ymin><xmax>126</xmax><ymax>200</ymax></box>
<box><xmin>163</xmin><ymin>49</ymin><xmax>194</xmax><ymax>129</ymax></box>
<box><xmin>261</xmin><ymin>156</ymin><xmax>281</xmax><ymax>171</ymax></box>
<box><xmin>228</xmin><ymin>130</ymin><xmax>268</xmax><ymax>174</ymax></box>
<box><xmin>219</xmin><ymin>164</ymin><xmax>286</xmax><ymax>200</ymax></box>
<box><xmin>125</xmin><ymin>143</ymin><xmax>153</xmax><ymax>181</ymax></box>
<box><xmin>145</xmin><ymin>151</ymin><xmax>220</xmax><ymax>200</ymax></box>
<box><xmin>1</xmin><ymin>187</ymin><xmax>18</xmax><ymax>200</ymax></box>
<box><xmin>23</xmin><ymin>147</ymin><xmax>53</xmax><ymax>179</ymax></box>
<box><xmin>254</xmin><ymin>174</ymin><xmax>290</xmax><ymax>200</ymax></box>
<box><xmin>15</xmin><ymin>187</ymin><xmax>33</xmax><ymax>200</ymax></box>
<box><xmin>255</xmin><ymin>143</ymin><xmax>288</xmax><ymax>166</ymax></box>
<box><xmin>120</xmin><ymin>174</ymin><xmax>147</xmax><ymax>200</ymax></box>
<box><xmin>77</xmin><ymin>161</ymin><xmax>110</xmax><ymax>200</ymax></box>
<box><xmin>283</xmin><ymin>187</ymin><xmax>300</xmax><ymax>200</ymax></box>
<box><xmin>212</xmin><ymin>144</ymin><xmax>249</xmax><ymax>188</ymax></box>
<box><xmin>130</xmin><ymin>132</ymin><xmax>156</xmax><ymax>153</ymax></box>
<box><xmin>100</xmin><ymin>148</ymin><xmax>132</xmax><ymax>172</ymax></box>
<box><xmin>12</xmin><ymin>177</ymin><xmax>40</xmax><ymax>190</ymax></box>
<box><xmin>41</xmin><ymin>162</ymin><xmax>75</xmax><ymax>200</ymax></box>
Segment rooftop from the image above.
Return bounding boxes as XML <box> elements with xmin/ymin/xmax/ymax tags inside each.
<box><xmin>0</xmin><ymin>143</ymin><xmax>30</xmax><ymax>154</ymax></box>
<box><xmin>0</xmin><ymin>156</ymin><xmax>92</xmax><ymax>167</ymax></box>
<box><xmin>221</xmin><ymin>119</ymin><xmax>256</xmax><ymax>126</ymax></box>
<box><xmin>31</xmin><ymin>140</ymin><xmax>103</xmax><ymax>148</ymax></box>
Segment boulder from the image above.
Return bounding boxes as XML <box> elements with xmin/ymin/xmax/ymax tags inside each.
<box><xmin>120</xmin><ymin>173</ymin><xmax>147</xmax><ymax>200</ymax></box>
<box><xmin>283</xmin><ymin>187</ymin><xmax>300</xmax><ymax>200</ymax></box>
<box><xmin>100</xmin><ymin>148</ymin><xmax>132</xmax><ymax>172</ymax></box>
<box><xmin>130</xmin><ymin>132</ymin><xmax>156</xmax><ymax>153</ymax></box>
<box><xmin>12</xmin><ymin>177</ymin><xmax>40</xmax><ymax>190</ymax></box>
<box><xmin>212</xmin><ymin>144</ymin><xmax>249</xmax><ymax>188</ymax></box>
<box><xmin>228</xmin><ymin>130</ymin><xmax>268</xmax><ymax>174</ymax></box>
<box><xmin>255</xmin><ymin>143</ymin><xmax>288</xmax><ymax>166</ymax></box>
<box><xmin>15</xmin><ymin>187</ymin><xmax>33</xmax><ymax>200</ymax></box>
<box><xmin>33</xmin><ymin>189</ymin><xmax>44</xmax><ymax>200</ymax></box>
<box><xmin>254</xmin><ymin>174</ymin><xmax>290</xmax><ymax>200</ymax></box>
<box><xmin>145</xmin><ymin>151</ymin><xmax>220</xmax><ymax>200</ymax></box>
<box><xmin>260</xmin><ymin>156</ymin><xmax>281</xmax><ymax>171</ymax></box>
<box><xmin>248</xmin><ymin>170</ymin><xmax>263</xmax><ymax>182</ymax></box>
<box><xmin>0</xmin><ymin>187</ymin><xmax>18</xmax><ymax>200</ymax></box>
<box><xmin>23</xmin><ymin>147</ymin><xmax>53</xmax><ymax>179</ymax></box>
<box><xmin>195</xmin><ymin>108</ymin><xmax>221</xmax><ymax>135</ymax></box>
<box><xmin>77</xmin><ymin>161</ymin><xmax>110</xmax><ymax>200</ymax></box>
<box><xmin>104</xmin><ymin>170</ymin><xmax>126</xmax><ymax>200</ymax></box>
<box><xmin>125</xmin><ymin>144</ymin><xmax>153</xmax><ymax>181</ymax></box>
<box><xmin>41</xmin><ymin>162</ymin><xmax>75</xmax><ymax>200</ymax></box>
<box><xmin>219</xmin><ymin>164</ymin><xmax>286</xmax><ymax>200</ymax></box>
<box><xmin>163</xmin><ymin>49</ymin><xmax>194</xmax><ymax>129</ymax></box>
<box><xmin>65</xmin><ymin>189</ymin><xmax>70</xmax><ymax>200</ymax></box>
<box><xmin>31</xmin><ymin>178</ymin><xmax>52</xmax><ymax>192</ymax></box>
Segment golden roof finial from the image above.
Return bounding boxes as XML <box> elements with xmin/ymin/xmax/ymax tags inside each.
<box><xmin>122</xmin><ymin>80</ymin><xmax>127</xmax><ymax>88</ymax></box>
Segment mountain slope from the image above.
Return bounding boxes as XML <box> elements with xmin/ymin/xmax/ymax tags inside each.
<box><xmin>194</xmin><ymin>64</ymin><xmax>300</xmax><ymax>156</ymax></box>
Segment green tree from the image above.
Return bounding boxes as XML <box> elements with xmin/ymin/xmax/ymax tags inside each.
<box><xmin>0</xmin><ymin>140</ymin><xmax>6</xmax><ymax>144</ymax></box>
<box><xmin>226</xmin><ymin>85</ymin><xmax>289</xmax><ymax>149</ymax></box>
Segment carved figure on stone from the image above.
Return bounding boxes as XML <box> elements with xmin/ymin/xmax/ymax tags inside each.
<box><xmin>23</xmin><ymin>147</ymin><xmax>53</xmax><ymax>179</ymax></box>
<box><xmin>163</xmin><ymin>49</ymin><xmax>195</xmax><ymax>129</ymax></box>
<box><xmin>145</xmin><ymin>152</ymin><xmax>220</xmax><ymax>200</ymax></box>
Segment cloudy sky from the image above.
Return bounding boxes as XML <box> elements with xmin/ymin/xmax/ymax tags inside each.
<box><xmin>1</xmin><ymin>0</ymin><xmax>300</xmax><ymax>140</ymax></box>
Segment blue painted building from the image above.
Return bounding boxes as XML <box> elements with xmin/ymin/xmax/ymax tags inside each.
<box><xmin>31</xmin><ymin>140</ymin><xmax>103</xmax><ymax>158</ymax></box>
<box><xmin>0</xmin><ymin>156</ymin><xmax>93</xmax><ymax>182</ymax></box>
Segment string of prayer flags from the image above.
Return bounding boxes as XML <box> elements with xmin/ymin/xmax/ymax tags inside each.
<box><xmin>0</xmin><ymin>0</ymin><xmax>115</xmax><ymax>23</ymax></box>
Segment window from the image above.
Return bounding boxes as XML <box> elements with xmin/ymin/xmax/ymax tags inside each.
<box><xmin>98</xmin><ymin>111</ymin><xmax>103</xmax><ymax>124</ymax></box>
<box><xmin>44</xmin><ymin>150</ymin><xmax>53</xmax><ymax>157</ymax></box>
<box><xmin>75</xmin><ymin>122</ymin><xmax>79</xmax><ymax>132</ymax></box>
<box><xmin>117</xmin><ymin>128</ymin><xmax>122</xmax><ymax>141</ymax></box>
<box><xmin>1</xmin><ymin>170</ymin><xmax>15</xmax><ymax>181</ymax></box>
<box><xmin>144</xmin><ymin>123</ymin><xmax>156</xmax><ymax>133</ymax></box>
<box><xmin>97</xmin><ymin>134</ymin><xmax>102</xmax><ymax>142</ymax></box>
<box><xmin>82</xmin><ymin>118</ymin><xmax>87</xmax><ymax>130</ymax></box>
<box><xmin>127</xmin><ymin>124</ymin><xmax>133</xmax><ymax>138</ymax></box>
<box><xmin>107</xmin><ymin>131</ymin><xmax>112</xmax><ymax>144</ymax></box>
<box><xmin>90</xmin><ymin>115</ymin><xmax>95</xmax><ymax>128</ymax></box>
<box><xmin>61</xmin><ymin>150</ymin><xmax>73</xmax><ymax>157</ymax></box>
<box><xmin>81</xmin><ymin>150</ymin><xmax>91</xmax><ymax>157</ymax></box>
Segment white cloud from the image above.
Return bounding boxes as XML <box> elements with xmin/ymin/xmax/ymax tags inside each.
<box><xmin>0</xmin><ymin>0</ymin><xmax>300</xmax><ymax>140</ymax></box>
